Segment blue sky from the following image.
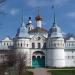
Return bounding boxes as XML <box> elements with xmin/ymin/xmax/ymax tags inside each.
<box><xmin>0</xmin><ymin>0</ymin><xmax>75</xmax><ymax>39</ymax></box>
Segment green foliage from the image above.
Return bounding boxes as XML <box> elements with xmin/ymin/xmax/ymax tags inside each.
<box><xmin>48</xmin><ymin>70</ymin><xmax>75</xmax><ymax>75</ymax></box>
<box><xmin>46</xmin><ymin>66</ymin><xmax>75</xmax><ymax>69</ymax></box>
<box><xmin>0</xmin><ymin>64</ymin><xmax>8</xmax><ymax>74</ymax></box>
<box><xmin>25</xmin><ymin>71</ymin><xmax>33</xmax><ymax>75</ymax></box>
<box><xmin>0</xmin><ymin>64</ymin><xmax>8</xmax><ymax>70</ymax></box>
<box><xmin>26</xmin><ymin>66</ymin><xmax>35</xmax><ymax>69</ymax></box>
<box><xmin>64</xmin><ymin>33</ymin><xmax>75</xmax><ymax>40</ymax></box>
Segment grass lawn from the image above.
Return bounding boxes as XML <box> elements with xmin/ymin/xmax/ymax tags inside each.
<box><xmin>48</xmin><ymin>69</ymin><xmax>75</xmax><ymax>75</ymax></box>
<box><xmin>26</xmin><ymin>71</ymin><xmax>33</xmax><ymax>75</ymax></box>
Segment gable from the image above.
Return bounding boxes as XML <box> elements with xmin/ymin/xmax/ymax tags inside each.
<box><xmin>31</xmin><ymin>33</ymin><xmax>46</xmax><ymax>41</ymax></box>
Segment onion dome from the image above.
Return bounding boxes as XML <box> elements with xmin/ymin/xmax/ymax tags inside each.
<box><xmin>35</xmin><ymin>16</ymin><xmax>42</xmax><ymax>21</ymax></box>
<box><xmin>28</xmin><ymin>17</ymin><xmax>32</xmax><ymax>24</ymax></box>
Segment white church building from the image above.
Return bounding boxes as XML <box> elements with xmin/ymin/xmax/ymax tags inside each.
<box><xmin>0</xmin><ymin>14</ymin><xmax>75</xmax><ymax>68</ymax></box>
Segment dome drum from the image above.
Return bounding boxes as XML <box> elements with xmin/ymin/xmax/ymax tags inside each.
<box><xmin>48</xmin><ymin>24</ymin><xmax>63</xmax><ymax>38</ymax></box>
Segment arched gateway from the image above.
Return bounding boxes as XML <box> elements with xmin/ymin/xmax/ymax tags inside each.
<box><xmin>32</xmin><ymin>51</ymin><xmax>45</xmax><ymax>67</ymax></box>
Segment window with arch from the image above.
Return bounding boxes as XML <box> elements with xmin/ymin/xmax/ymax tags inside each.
<box><xmin>44</xmin><ymin>43</ymin><xmax>46</xmax><ymax>48</ymax></box>
<box><xmin>38</xmin><ymin>43</ymin><xmax>41</xmax><ymax>49</ymax></box>
<box><xmin>4</xmin><ymin>42</ymin><xmax>5</xmax><ymax>45</ymax></box>
<box><xmin>49</xmin><ymin>42</ymin><xmax>50</xmax><ymax>48</ymax></box>
<box><xmin>18</xmin><ymin>43</ymin><xmax>19</xmax><ymax>46</ymax></box>
<box><xmin>54</xmin><ymin>43</ymin><xmax>56</xmax><ymax>47</ymax></box>
<box><xmin>68</xmin><ymin>56</ymin><xmax>69</xmax><ymax>59</ymax></box>
<box><xmin>7</xmin><ymin>43</ymin><xmax>8</xmax><ymax>46</ymax></box>
<box><xmin>29</xmin><ymin>27</ymin><xmax>30</xmax><ymax>31</ymax></box>
<box><xmin>72</xmin><ymin>43</ymin><xmax>74</xmax><ymax>46</ymax></box>
<box><xmin>57</xmin><ymin>42</ymin><xmax>59</xmax><ymax>46</ymax></box>
<box><xmin>21</xmin><ymin>43</ymin><xmax>22</xmax><ymax>47</ymax></box>
<box><xmin>69</xmin><ymin>43</ymin><xmax>70</xmax><ymax>47</ymax></box>
<box><xmin>32</xmin><ymin>43</ymin><xmax>35</xmax><ymax>49</ymax></box>
<box><xmin>27</xmin><ymin>44</ymin><xmax>28</xmax><ymax>47</ymax></box>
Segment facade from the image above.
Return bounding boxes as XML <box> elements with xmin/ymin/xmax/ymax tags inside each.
<box><xmin>0</xmin><ymin>15</ymin><xmax>75</xmax><ymax>68</ymax></box>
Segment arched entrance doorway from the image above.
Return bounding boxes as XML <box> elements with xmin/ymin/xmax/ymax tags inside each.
<box><xmin>32</xmin><ymin>51</ymin><xmax>45</xmax><ymax>67</ymax></box>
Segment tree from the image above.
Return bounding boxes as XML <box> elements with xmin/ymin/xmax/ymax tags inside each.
<box><xmin>65</xmin><ymin>33</ymin><xmax>75</xmax><ymax>40</ymax></box>
<box><xmin>17</xmin><ymin>53</ymin><xmax>27</xmax><ymax>75</ymax></box>
<box><xmin>4</xmin><ymin>51</ymin><xmax>27</xmax><ymax>75</ymax></box>
<box><xmin>6</xmin><ymin>52</ymin><xmax>17</xmax><ymax>67</ymax></box>
<box><xmin>0</xmin><ymin>63</ymin><xmax>8</xmax><ymax>75</ymax></box>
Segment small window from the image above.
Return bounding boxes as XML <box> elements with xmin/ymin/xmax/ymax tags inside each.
<box><xmin>38</xmin><ymin>43</ymin><xmax>41</xmax><ymax>49</ymax></box>
<box><xmin>68</xmin><ymin>56</ymin><xmax>69</xmax><ymax>59</ymax></box>
<box><xmin>44</xmin><ymin>43</ymin><xmax>46</xmax><ymax>48</ymax></box>
<box><xmin>1</xmin><ymin>55</ymin><xmax>4</xmax><ymax>58</ymax></box>
<box><xmin>7</xmin><ymin>43</ymin><xmax>8</xmax><ymax>46</ymax></box>
<box><xmin>49</xmin><ymin>42</ymin><xmax>50</xmax><ymax>47</ymax></box>
<box><xmin>29</xmin><ymin>27</ymin><xmax>30</xmax><ymax>30</ymax></box>
<box><xmin>54</xmin><ymin>43</ymin><xmax>56</xmax><ymax>47</ymax></box>
<box><xmin>69</xmin><ymin>43</ymin><xmax>70</xmax><ymax>47</ymax></box>
<box><xmin>18</xmin><ymin>43</ymin><xmax>19</xmax><ymax>46</ymax></box>
<box><xmin>24</xmin><ymin>43</ymin><xmax>25</xmax><ymax>46</ymax></box>
<box><xmin>66</xmin><ymin>43</ymin><xmax>68</xmax><ymax>47</ymax></box>
<box><xmin>21</xmin><ymin>43</ymin><xmax>22</xmax><ymax>47</ymax></box>
<box><xmin>32</xmin><ymin>43</ymin><xmax>35</xmax><ymax>49</ymax></box>
<box><xmin>72</xmin><ymin>43</ymin><xmax>74</xmax><ymax>46</ymax></box>
<box><xmin>4</xmin><ymin>43</ymin><xmax>5</xmax><ymax>45</ymax></box>
<box><xmin>27</xmin><ymin>44</ymin><xmax>28</xmax><ymax>47</ymax></box>
<box><xmin>72</xmin><ymin>56</ymin><xmax>73</xmax><ymax>59</ymax></box>
<box><xmin>57</xmin><ymin>43</ymin><xmax>59</xmax><ymax>46</ymax></box>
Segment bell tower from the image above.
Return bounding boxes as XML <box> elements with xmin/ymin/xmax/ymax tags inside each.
<box><xmin>26</xmin><ymin>17</ymin><xmax>33</xmax><ymax>31</ymax></box>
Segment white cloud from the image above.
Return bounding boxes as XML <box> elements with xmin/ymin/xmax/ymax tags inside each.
<box><xmin>26</xmin><ymin>0</ymin><xmax>69</xmax><ymax>8</ymax></box>
<box><xmin>53</xmin><ymin>0</ymin><xmax>69</xmax><ymax>6</ymax></box>
<box><xmin>26</xmin><ymin>0</ymin><xmax>50</xmax><ymax>7</ymax></box>
<box><xmin>10</xmin><ymin>9</ymin><xmax>19</xmax><ymax>16</ymax></box>
<box><xmin>67</xmin><ymin>12</ymin><xmax>75</xmax><ymax>18</ymax></box>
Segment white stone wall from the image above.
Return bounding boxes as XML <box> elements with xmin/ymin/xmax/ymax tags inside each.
<box><xmin>30</xmin><ymin>33</ymin><xmax>46</xmax><ymax>49</ymax></box>
<box><xmin>65</xmin><ymin>50</ymin><xmax>75</xmax><ymax>67</ymax></box>
<box><xmin>16</xmin><ymin>48</ymin><xmax>31</xmax><ymax>66</ymax></box>
<box><xmin>47</xmin><ymin>49</ymin><xmax>65</xmax><ymax>67</ymax></box>
<box><xmin>47</xmin><ymin>37</ymin><xmax>65</xmax><ymax>67</ymax></box>
<box><xmin>0</xmin><ymin>37</ymin><xmax>13</xmax><ymax>49</ymax></box>
<box><xmin>64</xmin><ymin>37</ymin><xmax>75</xmax><ymax>67</ymax></box>
<box><xmin>0</xmin><ymin>54</ymin><xmax>7</xmax><ymax>63</ymax></box>
<box><xmin>15</xmin><ymin>38</ymin><xmax>30</xmax><ymax>49</ymax></box>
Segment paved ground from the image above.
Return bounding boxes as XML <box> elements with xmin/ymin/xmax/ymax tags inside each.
<box><xmin>29</xmin><ymin>68</ymin><xmax>75</xmax><ymax>75</ymax></box>
<box><xmin>29</xmin><ymin>68</ymin><xmax>51</xmax><ymax>75</ymax></box>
